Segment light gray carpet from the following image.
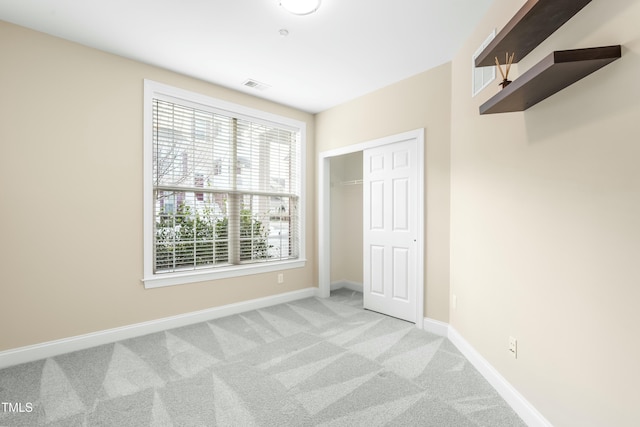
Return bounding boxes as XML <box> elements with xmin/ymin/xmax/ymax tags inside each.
<box><xmin>0</xmin><ymin>289</ymin><xmax>525</xmax><ymax>426</ymax></box>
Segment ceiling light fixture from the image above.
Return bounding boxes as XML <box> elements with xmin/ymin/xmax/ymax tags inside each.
<box><xmin>279</xmin><ymin>0</ymin><xmax>321</xmax><ymax>15</ymax></box>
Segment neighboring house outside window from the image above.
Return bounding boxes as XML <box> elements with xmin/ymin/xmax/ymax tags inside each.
<box><xmin>143</xmin><ymin>80</ymin><xmax>306</xmax><ymax>288</ymax></box>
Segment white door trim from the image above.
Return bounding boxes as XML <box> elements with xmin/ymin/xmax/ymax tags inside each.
<box><xmin>317</xmin><ymin>129</ymin><xmax>424</xmax><ymax>328</ymax></box>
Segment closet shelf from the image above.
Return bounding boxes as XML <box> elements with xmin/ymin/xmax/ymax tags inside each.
<box><xmin>479</xmin><ymin>46</ymin><xmax>621</xmax><ymax>115</ymax></box>
<box><xmin>475</xmin><ymin>0</ymin><xmax>592</xmax><ymax>67</ymax></box>
<box><xmin>333</xmin><ymin>179</ymin><xmax>363</xmax><ymax>187</ymax></box>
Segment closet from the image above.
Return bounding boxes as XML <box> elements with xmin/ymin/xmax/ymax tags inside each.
<box><xmin>329</xmin><ymin>152</ymin><xmax>363</xmax><ymax>291</ymax></box>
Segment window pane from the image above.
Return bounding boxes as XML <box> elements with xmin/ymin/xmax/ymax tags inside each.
<box><xmin>154</xmin><ymin>190</ymin><xmax>229</xmax><ymax>273</ymax></box>
<box><xmin>235</xmin><ymin>119</ymin><xmax>297</xmax><ymax>194</ymax></box>
<box><xmin>232</xmin><ymin>194</ymin><xmax>299</xmax><ymax>263</ymax></box>
<box><xmin>154</xmin><ymin>100</ymin><xmax>235</xmax><ymax>192</ymax></box>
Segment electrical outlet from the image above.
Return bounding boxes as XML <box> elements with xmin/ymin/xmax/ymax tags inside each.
<box><xmin>277</xmin><ymin>273</ymin><xmax>284</xmax><ymax>284</ymax></box>
<box><xmin>509</xmin><ymin>336</ymin><xmax>517</xmax><ymax>359</ymax></box>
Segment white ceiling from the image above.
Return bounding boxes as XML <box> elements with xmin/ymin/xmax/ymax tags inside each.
<box><xmin>0</xmin><ymin>0</ymin><xmax>493</xmax><ymax>113</ymax></box>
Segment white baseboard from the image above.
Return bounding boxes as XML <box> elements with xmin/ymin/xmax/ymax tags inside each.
<box><xmin>421</xmin><ymin>318</ymin><xmax>550</xmax><ymax>426</ymax></box>
<box><xmin>422</xmin><ymin>317</ymin><xmax>450</xmax><ymax>336</ymax></box>
<box><xmin>0</xmin><ymin>287</ymin><xmax>319</xmax><ymax>370</ymax></box>
<box><xmin>330</xmin><ymin>280</ymin><xmax>363</xmax><ymax>292</ymax></box>
<box><xmin>447</xmin><ymin>326</ymin><xmax>552</xmax><ymax>427</ymax></box>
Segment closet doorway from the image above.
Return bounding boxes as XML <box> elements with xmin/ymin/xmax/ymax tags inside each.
<box><xmin>329</xmin><ymin>151</ymin><xmax>364</xmax><ymax>293</ymax></box>
<box><xmin>318</xmin><ymin>129</ymin><xmax>424</xmax><ymax>328</ymax></box>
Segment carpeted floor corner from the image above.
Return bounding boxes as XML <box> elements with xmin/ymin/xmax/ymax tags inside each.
<box><xmin>0</xmin><ymin>289</ymin><xmax>526</xmax><ymax>426</ymax></box>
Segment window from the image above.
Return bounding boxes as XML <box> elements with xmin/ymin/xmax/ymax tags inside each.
<box><xmin>472</xmin><ymin>29</ymin><xmax>497</xmax><ymax>97</ymax></box>
<box><xmin>143</xmin><ymin>80</ymin><xmax>305</xmax><ymax>288</ymax></box>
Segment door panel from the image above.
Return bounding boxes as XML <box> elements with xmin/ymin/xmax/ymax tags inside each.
<box><xmin>363</xmin><ymin>139</ymin><xmax>417</xmax><ymax>323</ymax></box>
<box><xmin>370</xmin><ymin>246</ymin><xmax>385</xmax><ymax>295</ymax></box>
<box><xmin>370</xmin><ymin>153</ymin><xmax>385</xmax><ymax>172</ymax></box>
<box><xmin>393</xmin><ymin>150</ymin><xmax>409</xmax><ymax>169</ymax></box>
<box><xmin>393</xmin><ymin>178</ymin><xmax>409</xmax><ymax>231</ymax></box>
<box><xmin>370</xmin><ymin>180</ymin><xmax>385</xmax><ymax>230</ymax></box>
<box><xmin>392</xmin><ymin>247</ymin><xmax>409</xmax><ymax>300</ymax></box>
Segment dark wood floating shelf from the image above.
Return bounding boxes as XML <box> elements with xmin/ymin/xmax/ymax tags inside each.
<box><xmin>479</xmin><ymin>46</ymin><xmax>621</xmax><ymax>115</ymax></box>
<box><xmin>475</xmin><ymin>0</ymin><xmax>592</xmax><ymax>67</ymax></box>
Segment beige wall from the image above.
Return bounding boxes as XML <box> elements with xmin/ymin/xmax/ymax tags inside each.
<box><xmin>316</xmin><ymin>64</ymin><xmax>452</xmax><ymax>322</ymax></box>
<box><xmin>0</xmin><ymin>21</ymin><xmax>316</xmax><ymax>351</ymax></box>
<box><xmin>450</xmin><ymin>0</ymin><xmax>640</xmax><ymax>426</ymax></box>
<box><xmin>330</xmin><ymin>152</ymin><xmax>363</xmax><ymax>284</ymax></box>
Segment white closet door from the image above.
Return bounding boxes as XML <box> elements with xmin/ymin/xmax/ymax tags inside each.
<box><xmin>363</xmin><ymin>138</ymin><xmax>418</xmax><ymax>322</ymax></box>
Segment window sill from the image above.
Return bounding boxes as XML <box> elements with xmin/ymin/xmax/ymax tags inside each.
<box><xmin>142</xmin><ymin>259</ymin><xmax>306</xmax><ymax>289</ymax></box>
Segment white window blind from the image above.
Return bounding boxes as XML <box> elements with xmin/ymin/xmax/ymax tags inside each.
<box><xmin>151</xmin><ymin>96</ymin><xmax>301</xmax><ymax>276</ymax></box>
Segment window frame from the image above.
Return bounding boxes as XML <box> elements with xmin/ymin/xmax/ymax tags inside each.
<box><xmin>471</xmin><ymin>29</ymin><xmax>497</xmax><ymax>97</ymax></box>
<box><xmin>143</xmin><ymin>80</ymin><xmax>306</xmax><ymax>289</ymax></box>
